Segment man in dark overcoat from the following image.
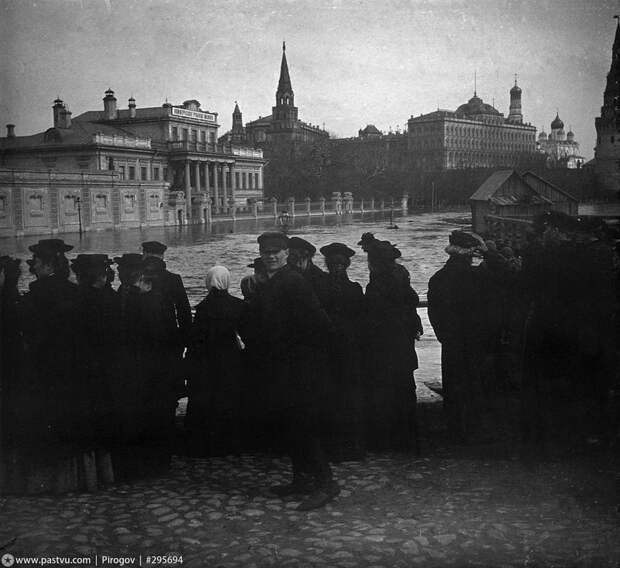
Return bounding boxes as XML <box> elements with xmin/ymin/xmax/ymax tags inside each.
<box><xmin>142</xmin><ymin>241</ymin><xmax>191</xmax><ymax>396</ymax></box>
<box><xmin>428</xmin><ymin>231</ymin><xmax>487</xmax><ymax>443</ymax></box>
<box><xmin>254</xmin><ymin>231</ymin><xmax>338</xmax><ymax>511</ymax></box>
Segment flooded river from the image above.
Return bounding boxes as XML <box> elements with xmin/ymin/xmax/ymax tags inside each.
<box><xmin>1</xmin><ymin>210</ymin><xmax>472</xmax><ymax>391</ymax></box>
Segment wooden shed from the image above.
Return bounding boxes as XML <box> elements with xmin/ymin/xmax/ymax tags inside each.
<box><xmin>470</xmin><ymin>170</ymin><xmax>554</xmax><ymax>234</ymax></box>
<box><xmin>521</xmin><ymin>171</ymin><xmax>578</xmax><ymax>216</ymax></box>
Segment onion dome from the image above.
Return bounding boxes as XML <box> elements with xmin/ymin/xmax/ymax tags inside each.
<box><xmin>538</xmin><ymin>130</ymin><xmax>547</xmax><ymax>139</ymax></box>
<box><xmin>551</xmin><ymin>112</ymin><xmax>564</xmax><ymax>130</ymax></box>
<box><xmin>567</xmin><ymin>129</ymin><xmax>575</xmax><ymax>141</ymax></box>
<box><xmin>510</xmin><ymin>78</ymin><xmax>521</xmax><ymax>95</ymax></box>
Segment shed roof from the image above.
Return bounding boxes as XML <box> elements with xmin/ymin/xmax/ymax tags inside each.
<box><xmin>469</xmin><ymin>170</ymin><xmax>516</xmax><ymax>201</ymax></box>
<box><xmin>521</xmin><ymin>170</ymin><xmax>577</xmax><ymax>202</ymax></box>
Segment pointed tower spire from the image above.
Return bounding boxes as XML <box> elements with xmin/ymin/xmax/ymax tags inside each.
<box><xmin>278</xmin><ymin>41</ymin><xmax>292</xmax><ymax>96</ymax></box>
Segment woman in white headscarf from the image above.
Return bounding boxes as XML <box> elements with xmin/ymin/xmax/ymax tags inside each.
<box><xmin>185</xmin><ymin>266</ymin><xmax>246</xmax><ymax>457</ymax></box>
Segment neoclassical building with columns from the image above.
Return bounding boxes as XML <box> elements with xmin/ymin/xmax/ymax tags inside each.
<box><xmin>0</xmin><ymin>91</ymin><xmax>265</xmax><ymax>234</ymax></box>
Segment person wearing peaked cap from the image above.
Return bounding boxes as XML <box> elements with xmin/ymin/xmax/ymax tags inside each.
<box><xmin>257</xmin><ymin>231</ymin><xmax>289</xmax><ymax>251</ymax></box>
<box><xmin>319</xmin><ymin>243</ymin><xmax>365</xmax><ymax>461</ymax></box>
<box><xmin>140</xmin><ymin>240</ymin><xmax>191</xmax><ymax>351</ymax></box>
<box><xmin>141</xmin><ymin>241</ymin><xmax>168</xmax><ymax>257</ymax></box>
<box><xmin>71</xmin><ymin>254</ymin><xmax>114</xmax><ymax>289</ymax></box>
<box><xmin>363</xmin><ymin>236</ymin><xmax>421</xmax><ymax>454</ymax></box>
<box><xmin>427</xmin><ymin>230</ymin><xmax>487</xmax><ymax>444</ymax></box>
<box><xmin>253</xmin><ymin>231</ymin><xmax>338</xmax><ymax>510</ymax></box>
<box><xmin>287</xmin><ymin>236</ymin><xmax>329</xmax><ymax>305</ymax></box>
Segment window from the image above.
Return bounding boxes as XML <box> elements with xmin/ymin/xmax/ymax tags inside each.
<box><xmin>200</xmin><ymin>131</ymin><xmax>206</xmax><ymax>143</ymax></box>
<box><xmin>0</xmin><ymin>194</ymin><xmax>6</xmax><ymax>215</ymax></box>
<box><xmin>153</xmin><ymin>167</ymin><xmax>160</xmax><ymax>181</ymax></box>
<box><xmin>119</xmin><ymin>166</ymin><xmax>126</xmax><ymax>180</ymax></box>
<box><xmin>29</xmin><ymin>194</ymin><xmax>43</xmax><ymax>212</ymax></box>
<box><xmin>141</xmin><ymin>166</ymin><xmax>147</xmax><ymax>180</ymax></box>
<box><xmin>249</xmin><ymin>173</ymin><xmax>253</xmax><ymax>189</ymax></box>
<box><xmin>209</xmin><ymin>132</ymin><xmax>215</xmax><ymax>144</ymax></box>
<box><xmin>255</xmin><ymin>173</ymin><xmax>259</xmax><ymax>188</ymax></box>
<box><xmin>191</xmin><ymin>130</ymin><xmax>197</xmax><ymax>142</ymax></box>
<box><xmin>172</xmin><ymin>127</ymin><xmax>178</xmax><ymax>140</ymax></box>
<box><xmin>129</xmin><ymin>166</ymin><xmax>136</xmax><ymax>180</ymax></box>
<box><xmin>95</xmin><ymin>194</ymin><xmax>108</xmax><ymax>210</ymax></box>
<box><xmin>64</xmin><ymin>195</ymin><xmax>77</xmax><ymax>213</ymax></box>
<box><xmin>235</xmin><ymin>172</ymin><xmax>240</xmax><ymax>188</ymax></box>
<box><xmin>149</xmin><ymin>193</ymin><xmax>160</xmax><ymax>211</ymax></box>
<box><xmin>108</xmin><ymin>157</ymin><xmax>114</xmax><ymax>170</ymax></box>
<box><xmin>163</xmin><ymin>167</ymin><xmax>168</xmax><ymax>180</ymax></box>
<box><xmin>124</xmin><ymin>194</ymin><xmax>136</xmax><ymax>211</ymax></box>
<box><xmin>182</xmin><ymin>129</ymin><xmax>189</xmax><ymax>140</ymax></box>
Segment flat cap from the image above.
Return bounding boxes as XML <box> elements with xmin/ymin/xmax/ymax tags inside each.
<box><xmin>357</xmin><ymin>232</ymin><xmax>376</xmax><ymax>247</ymax></box>
<box><xmin>28</xmin><ymin>238</ymin><xmax>73</xmax><ymax>255</ymax></box>
<box><xmin>257</xmin><ymin>231</ymin><xmax>289</xmax><ymax>250</ymax></box>
<box><xmin>141</xmin><ymin>241</ymin><xmax>167</xmax><ymax>255</ymax></box>
<box><xmin>320</xmin><ymin>242</ymin><xmax>355</xmax><ymax>259</ymax></box>
<box><xmin>287</xmin><ymin>236</ymin><xmax>316</xmax><ymax>255</ymax></box>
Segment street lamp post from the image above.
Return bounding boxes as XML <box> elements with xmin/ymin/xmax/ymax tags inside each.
<box><xmin>76</xmin><ymin>196</ymin><xmax>83</xmax><ymax>236</ymax></box>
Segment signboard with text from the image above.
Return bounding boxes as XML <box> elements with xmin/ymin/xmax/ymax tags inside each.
<box><xmin>171</xmin><ymin>107</ymin><xmax>217</xmax><ymax>123</ymax></box>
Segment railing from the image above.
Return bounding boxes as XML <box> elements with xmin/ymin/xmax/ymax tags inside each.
<box><xmin>167</xmin><ymin>140</ymin><xmax>233</xmax><ymax>155</ymax></box>
<box><xmin>231</xmin><ymin>147</ymin><xmax>264</xmax><ymax>158</ymax></box>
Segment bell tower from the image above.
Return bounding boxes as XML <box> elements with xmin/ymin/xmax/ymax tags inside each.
<box><xmin>271</xmin><ymin>42</ymin><xmax>298</xmax><ymax>136</ymax></box>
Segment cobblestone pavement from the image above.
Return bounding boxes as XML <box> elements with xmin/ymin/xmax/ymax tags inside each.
<box><xmin>1</xmin><ymin>441</ymin><xmax>619</xmax><ymax>568</ymax></box>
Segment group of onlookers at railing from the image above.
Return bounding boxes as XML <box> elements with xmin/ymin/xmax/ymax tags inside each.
<box><xmin>428</xmin><ymin>212</ymin><xmax>619</xmax><ymax>452</ymax></box>
<box><xmin>0</xmin><ymin>231</ymin><xmax>422</xmax><ymax>510</ymax></box>
<box><xmin>0</xmin><ymin>210</ymin><xmax>618</xmax><ymax>509</ymax></box>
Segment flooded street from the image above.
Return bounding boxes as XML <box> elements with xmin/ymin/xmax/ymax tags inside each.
<box><xmin>1</xmin><ymin>210</ymin><xmax>471</xmax><ymax>390</ymax></box>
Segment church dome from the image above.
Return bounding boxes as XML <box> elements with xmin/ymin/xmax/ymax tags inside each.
<box><xmin>538</xmin><ymin>130</ymin><xmax>547</xmax><ymax>139</ymax></box>
<box><xmin>551</xmin><ymin>113</ymin><xmax>564</xmax><ymax>130</ymax></box>
<box><xmin>567</xmin><ymin>130</ymin><xmax>575</xmax><ymax>141</ymax></box>
<box><xmin>510</xmin><ymin>83</ymin><xmax>522</xmax><ymax>95</ymax></box>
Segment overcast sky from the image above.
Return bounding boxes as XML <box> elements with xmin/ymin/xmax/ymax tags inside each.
<box><xmin>0</xmin><ymin>0</ymin><xmax>616</xmax><ymax>159</ymax></box>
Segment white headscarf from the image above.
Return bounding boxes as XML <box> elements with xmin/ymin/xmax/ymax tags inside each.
<box><xmin>205</xmin><ymin>265</ymin><xmax>230</xmax><ymax>291</ymax></box>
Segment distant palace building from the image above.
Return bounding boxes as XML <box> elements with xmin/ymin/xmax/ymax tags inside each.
<box><xmin>220</xmin><ymin>43</ymin><xmax>329</xmax><ymax>147</ymax></box>
<box><xmin>0</xmin><ymin>92</ymin><xmax>265</xmax><ymax>235</ymax></box>
<box><xmin>537</xmin><ymin>113</ymin><xmax>585</xmax><ymax>169</ymax></box>
<box><xmin>594</xmin><ymin>18</ymin><xmax>620</xmax><ymax>194</ymax></box>
<box><xmin>407</xmin><ymin>79</ymin><xmax>537</xmax><ymax>170</ymax></box>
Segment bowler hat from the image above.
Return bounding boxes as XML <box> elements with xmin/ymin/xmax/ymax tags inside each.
<box><xmin>320</xmin><ymin>242</ymin><xmax>355</xmax><ymax>259</ymax></box>
<box><xmin>288</xmin><ymin>237</ymin><xmax>316</xmax><ymax>255</ymax></box>
<box><xmin>28</xmin><ymin>239</ymin><xmax>73</xmax><ymax>255</ymax></box>
<box><xmin>142</xmin><ymin>241</ymin><xmax>167</xmax><ymax>255</ymax></box>
<box><xmin>257</xmin><ymin>231</ymin><xmax>289</xmax><ymax>250</ymax></box>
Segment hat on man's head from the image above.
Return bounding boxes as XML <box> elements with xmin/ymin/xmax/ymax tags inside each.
<box><xmin>320</xmin><ymin>242</ymin><xmax>355</xmax><ymax>259</ymax></box>
<box><xmin>357</xmin><ymin>232</ymin><xmax>376</xmax><ymax>248</ymax></box>
<box><xmin>71</xmin><ymin>254</ymin><xmax>112</xmax><ymax>274</ymax></box>
<box><xmin>142</xmin><ymin>256</ymin><xmax>166</xmax><ymax>273</ymax></box>
<box><xmin>141</xmin><ymin>241</ymin><xmax>167</xmax><ymax>255</ymax></box>
<box><xmin>288</xmin><ymin>237</ymin><xmax>316</xmax><ymax>255</ymax></box>
<box><xmin>257</xmin><ymin>231</ymin><xmax>289</xmax><ymax>251</ymax></box>
<box><xmin>28</xmin><ymin>238</ymin><xmax>73</xmax><ymax>255</ymax></box>
<box><xmin>114</xmin><ymin>253</ymin><xmax>143</xmax><ymax>268</ymax></box>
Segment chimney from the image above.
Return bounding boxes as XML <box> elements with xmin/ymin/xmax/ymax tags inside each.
<box><xmin>6</xmin><ymin>124</ymin><xmax>15</xmax><ymax>138</ymax></box>
<box><xmin>53</xmin><ymin>97</ymin><xmax>64</xmax><ymax>127</ymax></box>
<box><xmin>60</xmin><ymin>107</ymin><xmax>72</xmax><ymax>128</ymax></box>
<box><xmin>128</xmin><ymin>96</ymin><xmax>136</xmax><ymax>119</ymax></box>
<box><xmin>103</xmin><ymin>88</ymin><xmax>117</xmax><ymax>120</ymax></box>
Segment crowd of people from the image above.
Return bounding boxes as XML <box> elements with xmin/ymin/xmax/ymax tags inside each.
<box><xmin>0</xmin><ymin>231</ymin><xmax>422</xmax><ymax>510</ymax></box>
<box><xmin>428</xmin><ymin>212</ymin><xmax>619</xmax><ymax>452</ymax></box>
<box><xmin>0</xmin><ymin>211</ymin><xmax>618</xmax><ymax>509</ymax></box>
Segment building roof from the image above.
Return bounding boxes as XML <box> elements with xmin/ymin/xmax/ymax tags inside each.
<box><xmin>551</xmin><ymin>113</ymin><xmax>564</xmax><ymax>130</ymax></box>
<box><xmin>0</xmin><ymin>119</ymin><xmax>144</xmax><ymax>149</ymax></box>
<box><xmin>470</xmin><ymin>170</ymin><xmax>517</xmax><ymax>201</ymax></box>
<box><xmin>456</xmin><ymin>94</ymin><xmax>502</xmax><ymax>117</ymax></box>
<box><xmin>360</xmin><ymin>124</ymin><xmax>382</xmax><ymax>135</ymax></box>
<box><xmin>521</xmin><ymin>170</ymin><xmax>577</xmax><ymax>202</ymax></box>
<box><xmin>245</xmin><ymin>114</ymin><xmax>273</xmax><ymax>127</ymax></box>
